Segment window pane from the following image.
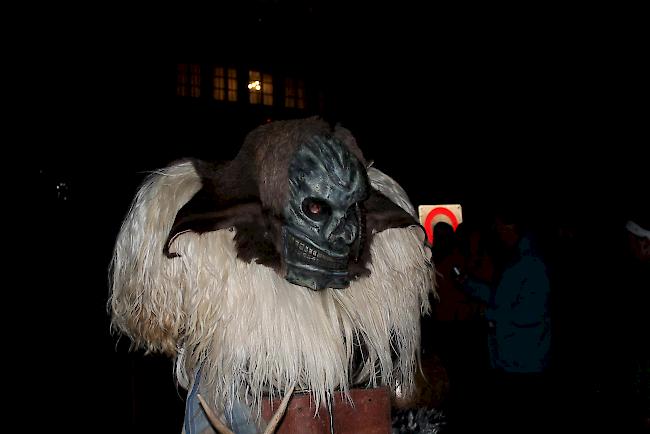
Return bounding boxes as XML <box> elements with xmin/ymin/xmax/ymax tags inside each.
<box><xmin>283</xmin><ymin>77</ymin><xmax>305</xmax><ymax>109</ymax></box>
<box><xmin>227</xmin><ymin>78</ymin><xmax>237</xmax><ymax>101</ymax></box>
<box><xmin>297</xmin><ymin>79</ymin><xmax>305</xmax><ymax>108</ymax></box>
<box><xmin>263</xmin><ymin>73</ymin><xmax>273</xmax><ymax>105</ymax></box>
<box><xmin>213</xmin><ymin>67</ymin><xmax>225</xmax><ymax>100</ymax></box>
<box><xmin>177</xmin><ymin>64</ymin><xmax>188</xmax><ymax>96</ymax></box>
<box><xmin>190</xmin><ymin>64</ymin><xmax>201</xmax><ymax>97</ymax></box>
<box><xmin>248</xmin><ymin>70</ymin><xmax>261</xmax><ymax>104</ymax></box>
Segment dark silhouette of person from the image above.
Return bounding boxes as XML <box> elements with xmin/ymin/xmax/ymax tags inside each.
<box><xmin>455</xmin><ymin>204</ymin><xmax>552</xmax><ymax>433</ymax></box>
<box><xmin>591</xmin><ymin>211</ymin><xmax>650</xmax><ymax>433</ymax></box>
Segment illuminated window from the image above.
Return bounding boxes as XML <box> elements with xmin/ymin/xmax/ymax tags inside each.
<box><xmin>177</xmin><ymin>64</ymin><xmax>201</xmax><ymax>97</ymax></box>
<box><xmin>248</xmin><ymin>70</ymin><xmax>273</xmax><ymax>106</ymax></box>
<box><xmin>213</xmin><ymin>67</ymin><xmax>238</xmax><ymax>102</ymax></box>
<box><xmin>176</xmin><ymin>64</ymin><xmax>187</xmax><ymax>96</ymax></box>
<box><xmin>227</xmin><ymin>68</ymin><xmax>237</xmax><ymax>101</ymax></box>
<box><xmin>248</xmin><ymin>71</ymin><xmax>261</xmax><ymax>104</ymax></box>
<box><xmin>285</xmin><ymin>78</ymin><xmax>305</xmax><ymax>109</ymax></box>
<box><xmin>213</xmin><ymin>67</ymin><xmax>225</xmax><ymax>100</ymax></box>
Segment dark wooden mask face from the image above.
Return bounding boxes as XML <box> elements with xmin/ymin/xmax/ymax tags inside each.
<box><xmin>282</xmin><ymin>136</ymin><xmax>369</xmax><ymax>290</ymax></box>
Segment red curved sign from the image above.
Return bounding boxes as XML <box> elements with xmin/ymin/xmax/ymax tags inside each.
<box><xmin>424</xmin><ymin>207</ymin><xmax>460</xmax><ymax>244</ymax></box>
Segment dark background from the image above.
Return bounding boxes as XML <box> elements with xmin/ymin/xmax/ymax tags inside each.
<box><xmin>27</xmin><ymin>3</ymin><xmax>646</xmax><ymax>432</ymax></box>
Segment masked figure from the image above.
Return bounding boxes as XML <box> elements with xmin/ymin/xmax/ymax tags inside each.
<box><xmin>110</xmin><ymin>117</ymin><xmax>435</xmax><ymax>433</ymax></box>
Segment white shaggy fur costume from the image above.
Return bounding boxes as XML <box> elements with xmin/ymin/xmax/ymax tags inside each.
<box><xmin>110</xmin><ymin>120</ymin><xmax>435</xmax><ymax>432</ymax></box>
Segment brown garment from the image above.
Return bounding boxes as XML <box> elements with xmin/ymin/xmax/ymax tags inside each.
<box><xmin>261</xmin><ymin>388</ymin><xmax>392</xmax><ymax>434</ymax></box>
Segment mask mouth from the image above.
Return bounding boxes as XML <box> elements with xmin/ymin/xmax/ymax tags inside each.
<box><xmin>284</xmin><ymin>229</ymin><xmax>349</xmax><ymax>272</ymax></box>
<box><xmin>283</xmin><ymin>228</ymin><xmax>351</xmax><ymax>290</ymax></box>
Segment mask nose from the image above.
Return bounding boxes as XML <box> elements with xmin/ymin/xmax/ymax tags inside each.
<box><xmin>330</xmin><ymin>222</ymin><xmax>357</xmax><ymax>245</ymax></box>
<box><xmin>327</xmin><ymin>211</ymin><xmax>358</xmax><ymax>247</ymax></box>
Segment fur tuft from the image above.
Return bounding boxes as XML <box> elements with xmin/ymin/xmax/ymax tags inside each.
<box><xmin>109</xmin><ymin>160</ymin><xmax>202</xmax><ymax>355</ymax></box>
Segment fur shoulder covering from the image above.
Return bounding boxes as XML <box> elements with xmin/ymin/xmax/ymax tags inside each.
<box><xmin>109</xmin><ymin>160</ymin><xmax>436</xmax><ymax>417</ymax></box>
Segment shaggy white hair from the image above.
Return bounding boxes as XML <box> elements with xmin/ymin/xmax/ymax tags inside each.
<box><xmin>109</xmin><ymin>160</ymin><xmax>436</xmax><ymax>420</ymax></box>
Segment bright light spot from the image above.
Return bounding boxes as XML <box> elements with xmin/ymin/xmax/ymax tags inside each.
<box><xmin>248</xmin><ymin>80</ymin><xmax>261</xmax><ymax>91</ymax></box>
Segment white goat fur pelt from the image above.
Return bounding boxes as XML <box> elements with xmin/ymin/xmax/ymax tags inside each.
<box><xmin>110</xmin><ymin>160</ymin><xmax>436</xmax><ymax>418</ymax></box>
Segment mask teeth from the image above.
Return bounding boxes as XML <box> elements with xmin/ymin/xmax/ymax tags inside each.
<box><xmin>294</xmin><ymin>237</ymin><xmax>317</xmax><ymax>257</ymax></box>
<box><xmin>289</xmin><ymin>232</ymin><xmax>346</xmax><ymax>270</ymax></box>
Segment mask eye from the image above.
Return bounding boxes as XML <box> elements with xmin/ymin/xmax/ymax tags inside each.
<box><xmin>302</xmin><ymin>198</ymin><xmax>331</xmax><ymax>221</ymax></box>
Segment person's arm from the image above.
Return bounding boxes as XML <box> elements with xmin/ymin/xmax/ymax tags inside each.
<box><xmin>460</xmin><ymin>275</ymin><xmax>493</xmax><ymax>305</ymax></box>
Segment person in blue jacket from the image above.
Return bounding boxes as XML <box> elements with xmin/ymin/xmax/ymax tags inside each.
<box><xmin>454</xmin><ymin>205</ymin><xmax>551</xmax><ymax>433</ymax></box>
